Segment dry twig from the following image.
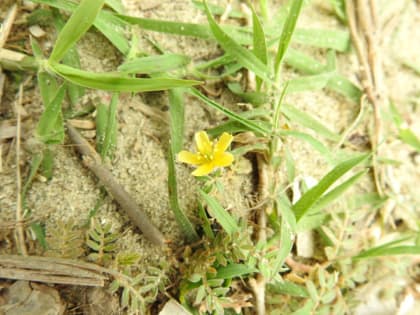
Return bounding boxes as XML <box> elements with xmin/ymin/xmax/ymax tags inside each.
<box><xmin>14</xmin><ymin>84</ymin><xmax>27</xmax><ymax>255</ymax></box>
<box><xmin>345</xmin><ymin>0</ymin><xmax>386</xmax><ymax>196</ymax></box>
<box><xmin>66</xmin><ymin>124</ymin><xmax>166</xmax><ymax>246</ymax></box>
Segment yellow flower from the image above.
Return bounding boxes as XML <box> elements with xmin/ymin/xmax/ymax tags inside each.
<box><xmin>177</xmin><ymin>131</ymin><xmax>234</xmax><ymax>176</ymax></box>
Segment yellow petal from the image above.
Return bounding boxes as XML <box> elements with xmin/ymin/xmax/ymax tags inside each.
<box><xmin>195</xmin><ymin>131</ymin><xmax>213</xmax><ymax>155</ymax></box>
<box><xmin>214</xmin><ymin>132</ymin><xmax>233</xmax><ymax>153</ymax></box>
<box><xmin>214</xmin><ymin>152</ymin><xmax>234</xmax><ymax>167</ymax></box>
<box><xmin>177</xmin><ymin>151</ymin><xmax>203</xmax><ymax>165</ymax></box>
<box><xmin>192</xmin><ymin>163</ymin><xmax>214</xmax><ymax>176</ymax></box>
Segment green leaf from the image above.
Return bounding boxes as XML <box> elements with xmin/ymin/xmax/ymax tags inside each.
<box><xmin>49</xmin><ymin>63</ymin><xmax>201</xmax><ymax>92</ymax></box>
<box><xmin>293</xmin><ymin>28</ymin><xmax>349</xmax><ymax>52</ymax></box>
<box><xmin>22</xmin><ymin>153</ymin><xmax>43</xmax><ymax>202</ymax></box>
<box><xmin>227</xmin><ymin>83</ymin><xmax>268</xmax><ymax>106</ymax></box>
<box><xmin>52</xmin><ymin>9</ymin><xmax>85</xmax><ymax>106</ymax></box>
<box><xmin>100</xmin><ymin>93</ymin><xmax>118</xmax><ymax>159</ymax></box>
<box><xmin>282</xmin><ymin>103</ymin><xmax>340</xmax><ymax>141</ymax></box>
<box><xmin>36</xmin><ymin>84</ymin><xmax>66</xmax><ymax>144</ymax></box>
<box><xmin>267</xmin><ymin>281</ymin><xmax>309</xmax><ymax>298</ymax></box>
<box><xmin>278</xmin><ymin>130</ymin><xmax>334</xmax><ymax>164</ymax></box>
<box><xmin>274</xmin><ymin>0</ymin><xmax>304</xmax><ymax>79</ymax></box>
<box><xmin>356</xmin><ymin>245</ymin><xmax>420</xmax><ymax>259</ymax></box>
<box><xmin>286</xmin><ymin>72</ymin><xmax>333</xmax><ymax>93</ymax></box>
<box><xmin>32</xmin><ymin>0</ymin><xmax>130</xmax><ymax>54</ymax></box>
<box><xmin>189</xmin><ymin>88</ymin><xmax>271</xmax><ymax>135</ymax></box>
<box><xmin>169</xmin><ymin>88</ymin><xmax>185</xmax><ymax>154</ymax></box>
<box><xmin>249</xmin><ymin>1</ymin><xmax>268</xmax><ymax>89</ymax></box>
<box><xmin>30</xmin><ymin>222</ymin><xmax>48</xmax><ymax>249</ymax></box>
<box><xmin>96</xmin><ymin>103</ymin><xmax>108</xmax><ymax>153</ymax></box>
<box><xmin>118</xmin><ymin>54</ymin><xmax>190</xmax><ymax>74</ymax></box>
<box><xmin>293</xmin><ymin>154</ymin><xmax>368</xmax><ymax>221</ymax></box>
<box><xmin>199</xmin><ymin>190</ymin><xmax>239</xmax><ymax>236</ymax></box>
<box><xmin>215</xmin><ymin>264</ymin><xmax>257</xmax><ymax>279</ymax></box>
<box><xmin>168</xmin><ymin>147</ymin><xmax>199</xmax><ymax>242</ymax></box>
<box><xmin>49</xmin><ymin>0</ymin><xmax>105</xmax><ymax>63</ymax></box>
<box><xmin>203</xmin><ymin>1</ymin><xmax>273</xmax><ymax>84</ymax></box>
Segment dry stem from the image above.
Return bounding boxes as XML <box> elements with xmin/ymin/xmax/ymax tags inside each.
<box><xmin>14</xmin><ymin>84</ymin><xmax>27</xmax><ymax>255</ymax></box>
<box><xmin>345</xmin><ymin>0</ymin><xmax>385</xmax><ymax>196</ymax></box>
<box><xmin>66</xmin><ymin>124</ymin><xmax>166</xmax><ymax>246</ymax></box>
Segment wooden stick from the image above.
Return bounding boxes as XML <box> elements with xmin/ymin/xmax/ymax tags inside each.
<box><xmin>0</xmin><ymin>254</ymin><xmax>107</xmax><ymax>286</ymax></box>
<box><xmin>66</xmin><ymin>124</ymin><xmax>166</xmax><ymax>246</ymax></box>
<box><xmin>15</xmin><ymin>84</ymin><xmax>27</xmax><ymax>255</ymax></box>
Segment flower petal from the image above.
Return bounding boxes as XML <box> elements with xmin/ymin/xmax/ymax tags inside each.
<box><xmin>215</xmin><ymin>132</ymin><xmax>233</xmax><ymax>153</ymax></box>
<box><xmin>214</xmin><ymin>152</ymin><xmax>234</xmax><ymax>167</ymax></box>
<box><xmin>192</xmin><ymin>163</ymin><xmax>214</xmax><ymax>176</ymax></box>
<box><xmin>195</xmin><ymin>131</ymin><xmax>213</xmax><ymax>155</ymax></box>
<box><xmin>177</xmin><ymin>151</ymin><xmax>203</xmax><ymax>165</ymax></box>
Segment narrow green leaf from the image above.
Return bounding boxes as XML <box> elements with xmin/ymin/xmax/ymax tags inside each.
<box><xmin>268</xmin><ymin>281</ymin><xmax>309</xmax><ymax>298</ymax></box>
<box><xmin>189</xmin><ymin>88</ymin><xmax>270</xmax><ymax>135</ymax></box>
<box><xmin>32</xmin><ymin>0</ymin><xmax>129</xmax><ymax>54</ymax></box>
<box><xmin>199</xmin><ymin>189</ymin><xmax>239</xmax><ymax>236</ymax></box>
<box><xmin>100</xmin><ymin>93</ymin><xmax>118</xmax><ymax>159</ymax></box>
<box><xmin>398</xmin><ymin>128</ymin><xmax>420</xmax><ymax>152</ymax></box>
<box><xmin>169</xmin><ymin>88</ymin><xmax>185</xmax><ymax>154</ymax></box>
<box><xmin>52</xmin><ymin>9</ymin><xmax>85</xmax><ymax>106</ymax></box>
<box><xmin>354</xmin><ymin>244</ymin><xmax>420</xmax><ymax>259</ymax></box>
<box><xmin>96</xmin><ymin>103</ymin><xmax>108</xmax><ymax>153</ymax></box>
<box><xmin>293</xmin><ymin>28</ymin><xmax>349</xmax><ymax>52</ymax></box>
<box><xmin>40</xmin><ymin>147</ymin><xmax>54</xmax><ymax>180</ymax></box>
<box><xmin>36</xmin><ymin>84</ymin><xmax>66</xmax><ymax>144</ymax></box>
<box><xmin>168</xmin><ymin>147</ymin><xmax>199</xmax><ymax>242</ymax></box>
<box><xmin>310</xmin><ymin>169</ymin><xmax>368</xmax><ymax>213</ymax></box>
<box><xmin>293</xmin><ymin>154</ymin><xmax>368</xmax><ymax>221</ymax></box>
<box><xmin>282</xmin><ymin>103</ymin><xmax>340</xmax><ymax>142</ymax></box>
<box><xmin>30</xmin><ymin>222</ymin><xmax>48</xmax><ymax>249</ymax></box>
<box><xmin>215</xmin><ymin>264</ymin><xmax>257</xmax><ymax>279</ymax></box>
<box><xmin>248</xmin><ymin>1</ymin><xmax>268</xmax><ymax>89</ymax></box>
<box><xmin>119</xmin><ymin>14</ymin><xmax>211</xmax><ymax>39</ymax></box>
<box><xmin>49</xmin><ymin>0</ymin><xmax>105</xmax><ymax>63</ymax></box>
<box><xmin>203</xmin><ymin>1</ymin><xmax>273</xmax><ymax>83</ymax></box>
<box><xmin>272</xmin><ymin>216</ymin><xmax>294</xmax><ymax>278</ymax></box>
<box><xmin>22</xmin><ymin>153</ymin><xmax>43</xmax><ymax>201</ymax></box>
<box><xmin>286</xmin><ymin>72</ymin><xmax>333</xmax><ymax>93</ymax></box>
<box><xmin>274</xmin><ymin>0</ymin><xmax>304</xmax><ymax>79</ymax></box>
<box><xmin>105</xmin><ymin>0</ymin><xmax>124</xmax><ymax>13</ymax></box>
<box><xmin>118</xmin><ymin>54</ymin><xmax>190</xmax><ymax>74</ymax></box>
<box><xmin>37</xmin><ymin>71</ymin><xmax>58</xmax><ymax>106</ymax></box>
<box><xmin>278</xmin><ymin>130</ymin><xmax>334</xmax><ymax>164</ymax></box>
<box><xmin>227</xmin><ymin>83</ymin><xmax>268</xmax><ymax>106</ymax></box>
<box><xmin>49</xmin><ymin>63</ymin><xmax>201</xmax><ymax>92</ymax></box>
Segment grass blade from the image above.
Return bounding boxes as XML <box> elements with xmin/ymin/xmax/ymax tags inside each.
<box><xmin>274</xmin><ymin>0</ymin><xmax>304</xmax><ymax>80</ymax></box>
<box><xmin>118</xmin><ymin>54</ymin><xmax>190</xmax><ymax>74</ymax></box>
<box><xmin>203</xmin><ymin>1</ymin><xmax>273</xmax><ymax>84</ymax></box>
<box><xmin>49</xmin><ymin>0</ymin><xmax>105</xmax><ymax>63</ymax></box>
<box><xmin>278</xmin><ymin>130</ymin><xmax>334</xmax><ymax>164</ymax></box>
<box><xmin>189</xmin><ymin>88</ymin><xmax>271</xmax><ymax>135</ymax></box>
<box><xmin>249</xmin><ymin>1</ymin><xmax>268</xmax><ymax>90</ymax></box>
<box><xmin>169</xmin><ymin>88</ymin><xmax>185</xmax><ymax>154</ymax></box>
<box><xmin>100</xmin><ymin>93</ymin><xmax>118</xmax><ymax>159</ymax></box>
<box><xmin>286</xmin><ymin>72</ymin><xmax>333</xmax><ymax>93</ymax></box>
<box><xmin>32</xmin><ymin>0</ymin><xmax>129</xmax><ymax>55</ymax></box>
<box><xmin>292</xmin><ymin>154</ymin><xmax>368</xmax><ymax>221</ymax></box>
<box><xmin>293</xmin><ymin>28</ymin><xmax>349</xmax><ymax>52</ymax></box>
<box><xmin>49</xmin><ymin>63</ymin><xmax>201</xmax><ymax>92</ymax></box>
<box><xmin>354</xmin><ymin>237</ymin><xmax>420</xmax><ymax>259</ymax></box>
<box><xmin>52</xmin><ymin>9</ymin><xmax>85</xmax><ymax>106</ymax></box>
<box><xmin>281</xmin><ymin>103</ymin><xmax>340</xmax><ymax>142</ymax></box>
<box><xmin>215</xmin><ymin>264</ymin><xmax>257</xmax><ymax>279</ymax></box>
<box><xmin>168</xmin><ymin>147</ymin><xmax>199</xmax><ymax>242</ymax></box>
<box><xmin>199</xmin><ymin>190</ymin><xmax>239</xmax><ymax>236</ymax></box>
<box><xmin>36</xmin><ymin>84</ymin><xmax>66</xmax><ymax>144</ymax></box>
